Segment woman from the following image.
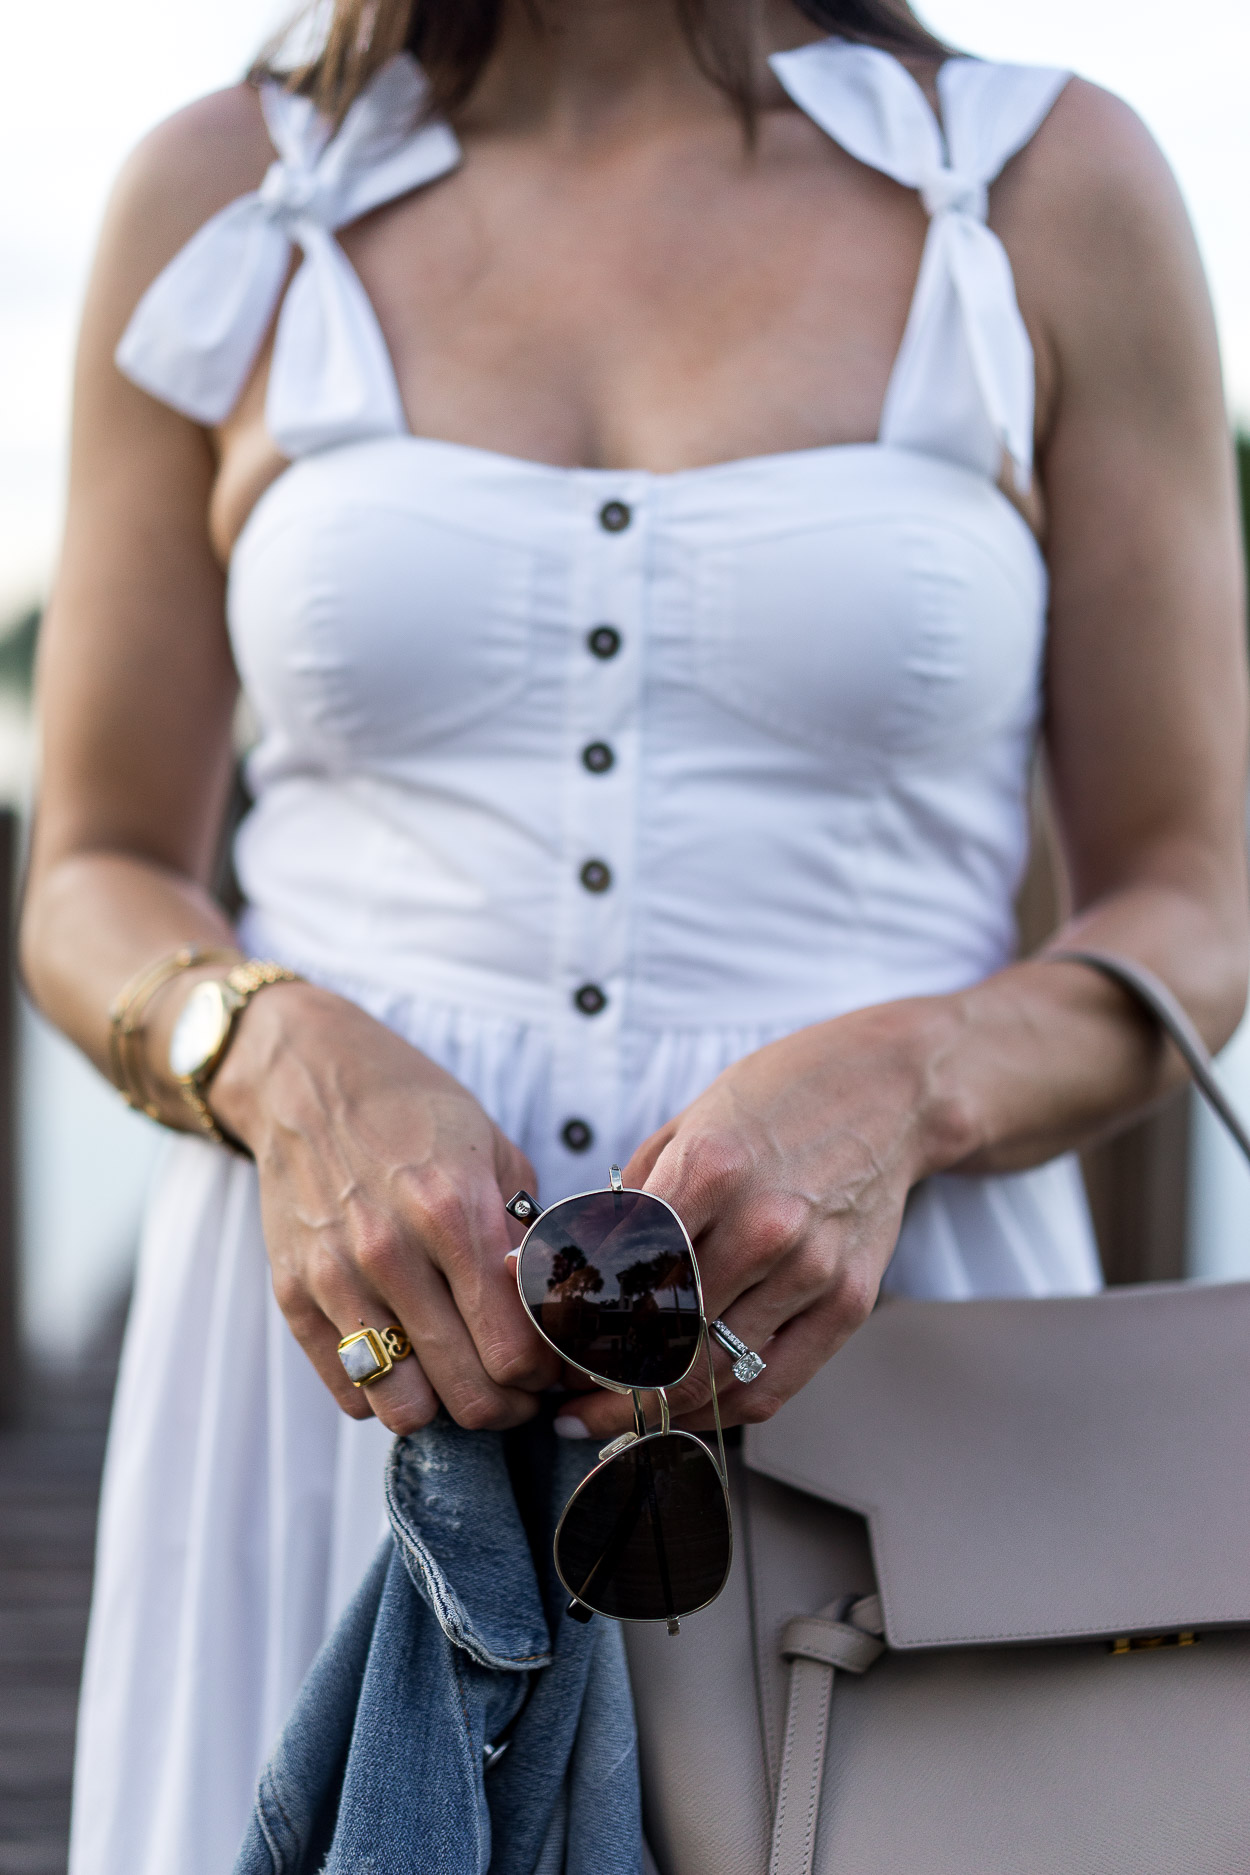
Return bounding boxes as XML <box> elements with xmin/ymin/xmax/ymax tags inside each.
<box><xmin>23</xmin><ymin>0</ymin><xmax>1247</xmax><ymax>1868</ymax></box>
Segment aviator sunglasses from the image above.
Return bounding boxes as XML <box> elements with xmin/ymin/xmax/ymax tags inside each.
<box><xmin>505</xmin><ymin>1167</ymin><xmax>736</xmax><ymax>1635</ymax></box>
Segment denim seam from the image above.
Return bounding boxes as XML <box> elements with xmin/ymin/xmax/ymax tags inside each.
<box><xmin>388</xmin><ymin>1519</ymin><xmax>552</xmax><ymax>1671</ymax></box>
<box><xmin>255</xmin><ymin>1766</ymin><xmax>299</xmax><ymax>1873</ymax></box>
<box><xmin>451</xmin><ymin>1648</ymin><xmax>491</xmax><ymax>1872</ymax></box>
<box><xmin>451</xmin><ymin>1646</ymin><xmax>475</xmax><ymax>1746</ymax></box>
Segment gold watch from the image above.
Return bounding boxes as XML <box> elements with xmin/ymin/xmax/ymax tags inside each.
<box><xmin>168</xmin><ymin>959</ymin><xmax>301</xmax><ymax>1148</ymax></box>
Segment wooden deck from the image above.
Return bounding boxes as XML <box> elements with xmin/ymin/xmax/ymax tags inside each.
<box><xmin>0</xmin><ymin>1345</ymin><xmax>116</xmax><ymax>1875</ymax></box>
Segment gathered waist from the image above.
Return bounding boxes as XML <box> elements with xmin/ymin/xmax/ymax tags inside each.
<box><xmin>235</xmin><ymin>905</ymin><xmax>1096</xmax><ymax>1286</ymax></box>
<box><xmin>236</xmin><ymin>904</ymin><xmax>1006</xmax><ymax>1037</ymax></box>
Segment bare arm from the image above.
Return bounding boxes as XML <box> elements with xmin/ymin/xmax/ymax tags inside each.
<box><xmin>562</xmin><ymin>82</ymin><xmax>1250</xmax><ymax>1441</ymax></box>
<box><xmin>21</xmin><ymin>90</ymin><xmax>557</xmax><ymax>1438</ymax></box>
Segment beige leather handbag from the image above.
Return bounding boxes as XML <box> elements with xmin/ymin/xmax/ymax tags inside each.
<box><xmin>626</xmin><ymin>954</ymin><xmax>1250</xmax><ymax>1875</ymax></box>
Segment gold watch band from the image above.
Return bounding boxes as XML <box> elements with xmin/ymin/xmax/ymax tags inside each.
<box><xmin>108</xmin><ymin>944</ymin><xmax>242</xmax><ymax>1118</ymax></box>
<box><xmin>178</xmin><ymin>960</ymin><xmax>303</xmax><ymax>1152</ymax></box>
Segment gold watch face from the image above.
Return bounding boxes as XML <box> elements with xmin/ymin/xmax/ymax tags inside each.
<box><xmin>169</xmin><ymin>979</ymin><xmax>232</xmax><ymax>1082</ymax></box>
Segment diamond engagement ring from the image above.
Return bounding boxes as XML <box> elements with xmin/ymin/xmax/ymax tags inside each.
<box><xmin>337</xmin><ymin>1325</ymin><xmax>412</xmax><ymax>1387</ymax></box>
<box><xmin>709</xmin><ymin>1319</ymin><xmax>767</xmax><ymax>1384</ymax></box>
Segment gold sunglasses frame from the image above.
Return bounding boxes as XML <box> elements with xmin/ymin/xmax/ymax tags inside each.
<box><xmin>506</xmin><ymin>1168</ymin><xmax>733</xmax><ymax>1632</ymax></box>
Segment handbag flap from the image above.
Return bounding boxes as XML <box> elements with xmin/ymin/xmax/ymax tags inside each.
<box><xmin>744</xmin><ymin>1282</ymin><xmax>1250</xmax><ymax>1650</ymax></box>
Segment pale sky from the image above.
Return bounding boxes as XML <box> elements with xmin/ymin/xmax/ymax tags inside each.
<box><xmin>1</xmin><ymin>0</ymin><xmax>1248</xmax><ymax>618</ymax></box>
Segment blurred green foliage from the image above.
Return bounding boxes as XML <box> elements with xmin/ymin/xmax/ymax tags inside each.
<box><xmin>0</xmin><ymin>607</ymin><xmax>38</xmax><ymax>695</ymax></box>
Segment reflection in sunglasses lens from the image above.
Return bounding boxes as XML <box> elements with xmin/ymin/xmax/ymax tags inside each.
<box><xmin>518</xmin><ymin>1191</ymin><xmax>701</xmax><ymax>1388</ymax></box>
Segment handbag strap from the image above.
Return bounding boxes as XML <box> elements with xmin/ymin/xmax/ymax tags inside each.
<box><xmin>1049</xmin><ymin>949</ymin><xmax>1250</xmax><ymax>1168</ymax></box>
<box><xmin>766</xmin><ymin>949</ymin><xmax>1247</xmax><ymax>1875</ymax></box>
<box><xmin>768</xmin><ymin>1595</ymin><xmax>885</xmax><ymax>1875</ymax></box>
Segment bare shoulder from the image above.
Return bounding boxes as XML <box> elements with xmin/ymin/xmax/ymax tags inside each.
<box><xmin>89</xmin><ymin>84</ymin><xmax>276</xmax><ymax>341</ymax></box>
<box><xmin>996</xmin><ymin>77</ymin><xmax>1202</xmax><ymax>327</ymax></box>
<box><xmin>1011</xmin><ymin>75</ymin><xmax>1172</xmax><ymax>195</ymax></box>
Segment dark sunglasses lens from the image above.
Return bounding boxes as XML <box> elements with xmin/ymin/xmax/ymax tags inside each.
<box><xmin>518</xmin><ymin>1190</ymin><xmax>700</xmax><ymax>1388</ymax></box>
<box><xmin>555</xmin><ymin>1431</ymin><xmax>731</xmax><ymax>1622</ymax></box>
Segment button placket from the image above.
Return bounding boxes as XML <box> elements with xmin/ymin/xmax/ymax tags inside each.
<box><xmin>548</xmin><ymin>479</ymin><xmax>646</xmax><ymax>1164</ymax></box>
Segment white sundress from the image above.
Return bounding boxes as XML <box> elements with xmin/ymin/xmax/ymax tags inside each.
<box><xmin>71</xmin><ymin>39</ymin><xmax>1100</xmax><ymax>1875</ymax></box>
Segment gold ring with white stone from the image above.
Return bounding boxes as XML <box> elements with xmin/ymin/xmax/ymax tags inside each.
<box><xmin>337</xmin><ymin>1325</ymin><xmax>412</xmax><ymax>1387</ymax></box>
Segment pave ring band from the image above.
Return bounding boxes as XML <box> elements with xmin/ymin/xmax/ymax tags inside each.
<box><xmin>709</xmin><ymin>1318</ymin><xmax>767</xmax><ymax>1385</ymax></box>
<box><xmin>337</xmin><ymin>1325</ymin><xmax>412</xmax><ymax>1388</ymax></box>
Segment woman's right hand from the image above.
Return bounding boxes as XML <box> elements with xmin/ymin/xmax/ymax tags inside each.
<box><xmin>205</xmin><ymin>978</ymin><xmax>559</xmax><ymax>1435</ymax></box>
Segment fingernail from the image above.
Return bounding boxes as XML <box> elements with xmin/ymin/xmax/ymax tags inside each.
<box><xmin>553</xmin><ymin>1415</ymin><xmax>591</xmax><ymax>1440</ymax></box>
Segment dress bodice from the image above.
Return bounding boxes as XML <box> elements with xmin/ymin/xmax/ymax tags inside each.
<box><xmin>228</xmin><ymin>435</ymin><xmax>1044</xmax><ymax>1036</ymax></box>
<box><xmin>114</xmin><ymin>39</ymin><xmax>1090</xmax><ymax>1240</ymax></box>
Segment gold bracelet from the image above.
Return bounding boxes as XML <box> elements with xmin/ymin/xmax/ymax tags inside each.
<box><xmin>107</xmin><ymin>944</ymin><xmax>241</xmax><ymax>1119</ymax></box>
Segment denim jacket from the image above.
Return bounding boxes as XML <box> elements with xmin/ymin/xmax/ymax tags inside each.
<box><xmin>233</xmin><ymin>1411</ymin><xmax>643</xmax><ymax>1875</ymax></box>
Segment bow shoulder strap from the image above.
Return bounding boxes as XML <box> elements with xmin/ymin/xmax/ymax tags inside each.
<box><xmin>770</xmin><ymin>41</ymin><xmax>1068</xmax><ymax>491</ymax></box>
<box><xmin>115</xmin><ymin>53</ymin><xmax>460</xmax><ymax>457</ymax></box>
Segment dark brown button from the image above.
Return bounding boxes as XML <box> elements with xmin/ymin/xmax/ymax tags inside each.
<box><xmin>580</xmin><ymin>859</ymin><xmax>612</xmax><ymax>894</ymax></box>
<box><xmin>574</xmin><ymin>983</ymin><xmax>607</xmax><ymax>1016</ymax></box>
<box><xmin>598</xmin><ymin>500</ymin><xmax>631</xmax><ymax>533</ymax></box>
<box><xmin>561</xmin><ymin>1118</ymin><xmax>594</xmax><ymax>1153</ymax></box>
<box><xmin>582</xmin><ymin>741</ymin><xmax>614</xmax><ymax>775</ymax></box>
<box><xmin>587</xmin><ymin>625</ymin><xmax>622</xmax><ymax>660</ymax></box>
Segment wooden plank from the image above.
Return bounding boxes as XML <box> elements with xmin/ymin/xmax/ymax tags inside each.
<box><xmin>0</xmin><ymin>809</ymin><xmax>16</xmax><ymax>1426</ymax></box>
<box><xmin>0</xmin><ymin>1346</ymin><xmax>115</xmax><ymax>1875</ymax></box>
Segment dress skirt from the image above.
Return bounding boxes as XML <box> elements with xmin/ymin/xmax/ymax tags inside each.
<box><xmin>68</xmin><ymin>980</ymin><xmax>1100</xmax><ymax>1875</ymax></box>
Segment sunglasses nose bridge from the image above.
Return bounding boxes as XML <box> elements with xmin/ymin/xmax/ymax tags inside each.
<box><xmin>629</xmin><ymin>1389</ymin><xmax>672</xmax><ymax>1439</ymax></box>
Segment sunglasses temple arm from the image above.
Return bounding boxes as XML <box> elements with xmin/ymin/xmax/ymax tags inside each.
<box><xmin>703</xmin><ymin>1326</ymin><xmax>730</xmax><ymax>1489</ymax></box>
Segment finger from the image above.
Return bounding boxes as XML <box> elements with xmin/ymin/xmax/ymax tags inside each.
<box><xmin>304</xmin><ymin>1278</ymin><xmax>444</xmax><ymax>1435</ymax></box>
<box><xmin>621</xmin><ymin>1119</ymin><xmax>678</xmax><ymax>1194</ymax></box>
<box><xmin>672</xmin><ymin>1289</ymin><xmax>870</xmax><ymax>1432</ymax></box>
<box><xmin>552</xmin><ymin>1239</ymin><xmax>870</xmax><ymax>1442</ymax></box>
<box><xmin>682</xmin><ymin>1231</ymin><xmax>880</xmax><ymax>1431</ymax></box>
<box><xmin>552</xmin><ymin>1226</ymin><xmax>806</xmax><ymax>1440</ymax></box>
<box><xmin>329</xmin><ymin>1315</ymin><xmax>442</xmax><ymax>1432</ymax></box>
<box><xmin>276</xmin><ymin>1284</ymin><xmax>441</xmax><ymax>1430</ymax></box>
<box><xmin>637</xmin><ymin>1123</ymin><xmax>759</xmax><ymax>1246</ymax></box>
<box><xmin>404</xmin><ymin>1266</ymin><xmax>545</xmax><ymax>1432</ymax></box>
<box><xmin>409</xmin><ymin>1174</ymin><xmax>561</xmax><ymax>1394</ymax></box>
<box><xmin>346</xmin><ymin>1238</ymin><xmax>545</xmax><ymax>1433</ymax></box>
<box><xmin>298</xmin><ymin>1205</ymin><xmax>545</xmax><ymax>1434</ymax></box>
<box><xmin>547</xmin><ymin>1239</ymin><xmax>792</xmax><ymax>1445</ymax></box>
<box><xmin>549</xmin><ymin>1320</ymin><xmax>736</xmax><ymax>1442</ymax></box>
<box><xmin>497</xmin><ymin>1148</ymin><xmax>539</xmax><ymax>1253</ymax></box>
<box><xmin>281</xmin><ymin>1295</ymin><xmax>376</xmax><ymax>1421</ymax></box>
<box><xmin>552</xmin><ymin>1333</ymin><xmax>733</xmax><ymax>1441</ymax></box>
<box><xmin>355</xmin><ymin>1346</ymin><xmax>441</xmax><ymax>1428</ymax></box>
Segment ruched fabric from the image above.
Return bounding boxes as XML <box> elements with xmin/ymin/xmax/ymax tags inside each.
<box><xmin>77</xmin><ymin>40</ymin><xmax>1097</xmax><ymax>1875</ymax></box>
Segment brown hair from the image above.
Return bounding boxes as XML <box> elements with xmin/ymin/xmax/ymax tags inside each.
<box><xmin>260</xmin><ymin>0</ymin><xmax>947</xmax><ymax>128</ymax></box>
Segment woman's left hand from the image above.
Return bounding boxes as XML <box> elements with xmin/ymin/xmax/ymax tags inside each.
<box><xmin>554</xmin><ymin>997</ymin><xmax>962</xmax><ymax>1440</ymax></box>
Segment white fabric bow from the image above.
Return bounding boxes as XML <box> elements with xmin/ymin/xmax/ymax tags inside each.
<box><xmin>771</xmin><ymin>42</ymin><xmax>1068</xmax><ymax>489</ymax></box>
<box><xmin>115</xmin><ymin>55</ymin><xmax>461</xmax><ymax>455</ymax></box>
